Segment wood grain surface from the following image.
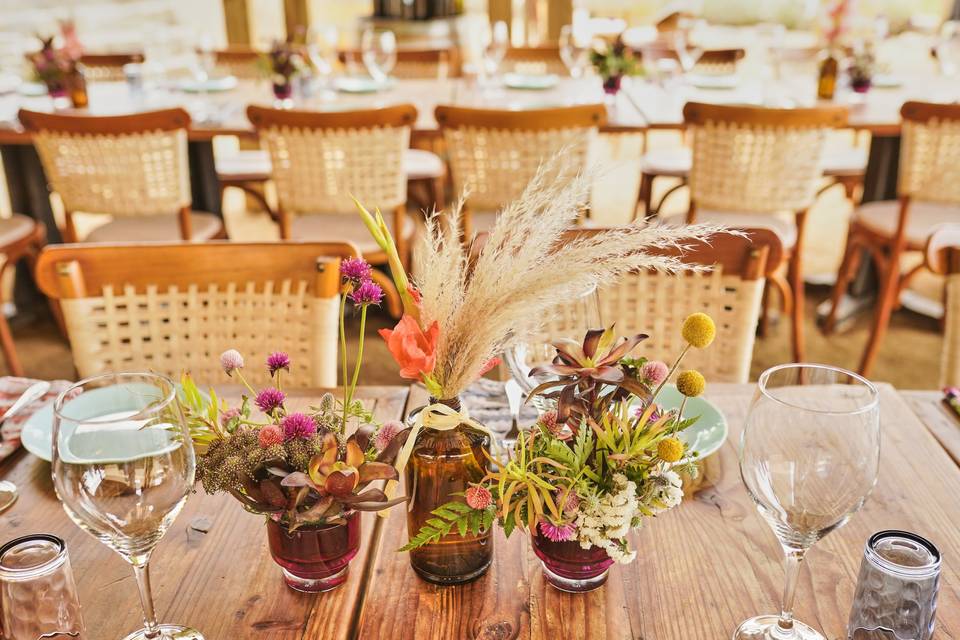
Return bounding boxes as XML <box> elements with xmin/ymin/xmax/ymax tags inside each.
<box><xmin>0</xmin><ymin>386</ymin><xmax>407</xmax><ymax>640</ymax></box>
<box><xmin>355</xmin><ymin>383</ymin><xmax>960</xmax><ymax>640</ymax></box>
<box><xmin>902</xmin><ymin>390</ymin><xmax>960</xmax><ymax>468</ymax></box>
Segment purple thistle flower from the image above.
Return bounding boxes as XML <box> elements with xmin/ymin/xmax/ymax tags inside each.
<box><xmin>255</xmin><ymin>387</ymin><xmax>286</xmax><ymax>415</ymax></box>
<box><xmin>539</xmin><ymin>520</ymin><xmax>577</xmax><ymax>542</ymax></box>
<box><xmin>350</xmin><ymin>280</ymin><xmax>383</xmax><ymax>306</ymax></box>
<box><xmin>266</xmin><ymin>351</ymin><xmax>291</xmax><ymax>377</ymax></box>
<box><xmin>282</xmin><ymin>412</ymin><xmax>316</xmax><ymax>441</ymax></box>
<box><xmin>340</xmin><ymin>257</ymin><xmax>372</xmax><ymax>285</ymax></box>
<box><xmin>220</xmin><ymin>349</ymin><xmax>244</xmax><ymax>376</ymax></box>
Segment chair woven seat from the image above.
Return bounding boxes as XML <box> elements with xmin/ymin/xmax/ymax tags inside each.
<box><xmin>404</xmin><ymin>148</ymin><xmax>445</xmax><ymax>180</ymax></box>
<box><xmin>642</xmin><ymin>145</ymin><xmax>866</xmax><ymax>179</ymax></box>
<box><xmin>290</xmin><ymin>212</ymin><xmax>416</xmax><ymax>252</ymax></box>
<box><xmin>664</xmin><ymin>210</ymin><xmax>797</xmax><ymax>248</ymax></box>
<box><xmin>215</xmin><ymin>149</ymin><xmax>272</xmax><ymax>181</ymax></box>
<box><xmin>854</xmin><ymin>200</ymin><xmax>960</xmax><ymax>248</ymax></box>
<box><xmin>84</xmin><ymin>212</ymin><xmax>223</xmax><ymax>243</ymax></box>
<box><xmin>0</xmin><ymin>214</ymin><xmax>39</xmax><ymax>247</ymax></box>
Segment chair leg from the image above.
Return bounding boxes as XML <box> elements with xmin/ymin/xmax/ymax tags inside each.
<box><xmin>759</xmin><ymin>281</ymin><xmax>771</xmax><ymax>338</ymax></box>
<box><xmin>823</xmin><ymin>227</ymin><xmax>864</xmax><ymax>335</ymax></box>
<box><xmin>369</xmin><ymin>268</ymin><xmax>402</xmax><ymax>319</ymax></box>
<box><xmin>637</xmin><ymin>172</ymin><xmax>654</xmax><ymax>221</ymax></box>
<box><xmin>431</xmin><ymin>176</ymin><xmax>445</xmax><ymax>211</ymax></box>
<box><xmin>0</xmin><ymin>310</ymin><xmax>24</xmax><ymax>377</ymax></box>
<box><xmin>788</xmin><ymin>248</ymin><xmax>805</xmax><ymax>363</ymax></box>
<box><xmin>859</xmin><ymin>243</ymin><xmax>903</xmax><ymax>377</ymax></box>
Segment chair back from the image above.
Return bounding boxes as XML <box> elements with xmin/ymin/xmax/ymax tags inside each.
<box><xmin>636</xmin><ymin>46</ymin><xmax>745</xmax><ymax>75</ymax></box>
<box><xmin>899</xmin><ymin>102</ymin><xmax>960</xmax><ymax>205</ymax></box>
<box><xmin>503</xmin><ymin>46</ymin><xmax>567</xmax><ymax>76</ymax></box>
<box><xmin>79</xmin><ymin>53</ymin><xmax>144</xmax><ymax>81</ymax></box>
<box><xmin>339</xmin><ymin>48</ymin><xmax>458</xmax><ymax>79</ymax></box>
<box><xmin>247</xmin><ymin>104</ymin><xmax>415</xmax><ymax>216</ymax></box>
<box><xmin>35</xmin><ymin>241</ymin><xmax>358</xmax><ymax>387</ymax></box>
<box><xmin>556</xmin><ymin>227</ymin><xmax>782</xmax><ymax>383</ymax></box>
<box><xmin>213</xmin><ymin>47</ymin><xmax>263</xmax><ymax>80</ymax></box>
<box><xmin>926</xmin><ymin>224</ymin><xmax>960</xmax><ymax>387</ymax></box>
<box><xmin>683</xmin><ymin>102</ymin><xmax>848</xmax><ymax>214</ymax></box>
<box><xmin>19</xmin><ymin>108</ymin><xmax>193</xmax><ymax>218</ymax></box>
<box><xmin>436</xmin><ymin>104</ymin><xmax>605</xmax><ymax>212</ymax></box>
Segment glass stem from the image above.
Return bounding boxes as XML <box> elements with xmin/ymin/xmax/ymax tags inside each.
<box><xmin>131</xmin><ymin>555</ymin><xmax>162</xmax><ymax>639</ymax></box>
<box><xmin>776</xmin><ymin>548</ymin><xmax>807</xmax><ymax>638</ymax></box>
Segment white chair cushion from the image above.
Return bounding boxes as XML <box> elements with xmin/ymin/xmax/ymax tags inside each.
<box><xmin>0</xmin><ymin>214</ymin><xmax>37</xmax><ymax>247</ymax></box>
<box><xmin>822</xmin><ymin>146</ymin><xmax>868</xmax><ymax>176</ymax></box>
<box><xmin>403</xmin><ymin>149</ymin><xmax>445</xmax><ymax>180</ymax></box>
<box><xmin>854</xmin><ymin>200</ymin><xmax>960</xmax><ymax>247</ymax></box>
<box><xmin>641</xmin><ymin>148</ymin><xmax>691</xmax><ymax>177</ymax></box>
<box><xmin>290</xmin><ymin>212</ymin><xmax>416</xmax><ymax>253</ymax></box>
<box><xmin>84</xmin><ymin>213</ymin><xmax>223</xmax><ymax>242</ymax></box>
<box><xmin>215</xmin><ymin>149</ymin><xmax>272</xmax><ymax>180</ymax></box>
<box><xmin>664</xmin><ymin>210</ymin><xmax>797</xmax><ymax>249</ymax></box>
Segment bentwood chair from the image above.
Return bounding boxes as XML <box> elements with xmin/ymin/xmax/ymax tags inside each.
<box><xmin>436</xmin><ymin>104</ymin><xmax>605</xmax><ymax>240</ymax></box>
<box><xmin>247</xmin><ymin>104</ymin><xmax>417</xmax><ymax>317</ymax></box>
<box><xmin>0</xmin><ymin>217</ymin><xmax>46</xmax><ymax>376</ymax></box>
<box><xmin>670</xmin><ymin>102</ymin><xmax>848</xmax><ymax>363</ymax></box>
<box><xmin>34</xmin><ymin>241</ymin><xmax>357</xmax><ymax>386</ymax></box>
<box><xmin>560</xmin><ymin>227</ymin><xmax>782</xmax><ymax>383</ymax></box>
<box><xmin>635</xmin><ymin>46</ymin><xmax>746</xmax><ymax>76</ymax></box>
<box><xmin>19</xmin><ymin>108</ymin><xmax>224</xmax><ymax>243</ymax></box>
<box><xmin>825</xmin><ymin>101</ymin><xmax>960</xmax><ymax>376</ymax></box>
<box><xmin>78</xmin><ymin>52</ymin><xmax>144</xmax><ymax>81</ymax></box>
<box><xmin>926</xmin><ymin>225</ymin><xmax>960</xmax><ymax>387</ymax></box>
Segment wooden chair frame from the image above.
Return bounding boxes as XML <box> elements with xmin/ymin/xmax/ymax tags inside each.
<box><xmin>0</xmin><ymin>220</ymin><xmax>46</xmax><ymax>376</ymax></box>
<box><xmin>926</xmin><ymin>225</ymin><xmax>960</xmax><ymax>387</ymax></box>
<box><xmin>35</xmin><ymin>241</ymin><xmax>358</xmax><ymax>384</ymax></box>
<box><xmin>18</xmin><ymin>108</ymin><xmax>207</xmax><ymax>243</ymax></box>
<box><xmin>682</xmin><ymin>102</ymin><xmax>849</xmax><ymax>363</ymax></box>
<box><xmin>826</xmin><ymin>101</ymin><xmax>960</xmax><ymax>376</ymax></box>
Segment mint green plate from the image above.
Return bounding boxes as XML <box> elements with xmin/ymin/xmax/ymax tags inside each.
<box><xmin>638</xmin><ymin>384</ymin><xmax>728</xmax><ymax>460</ymax></box>
<box><xmin>503</xmin><ymin>73</ymin><xmax>559</xmax><ymax>90</ymax></box>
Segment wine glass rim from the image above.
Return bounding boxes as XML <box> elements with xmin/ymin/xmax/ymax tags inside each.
<box><xmin>757</xmin><ymin>363</ymin><xmax>879</xmax><ymax>416</ymax></box>
<box><xmin>53</xmin><ymin>371</ymin><xmax>178</xmax><ymax>424</ymax></box>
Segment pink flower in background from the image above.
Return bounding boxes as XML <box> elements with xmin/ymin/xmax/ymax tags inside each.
<box><xmin>478</xmin><ymin>357</ymin><xmax>501</xmax><ymax>377</ymax></box>
<box><xmin>373</xmin><ymin>420</ymin><xmax>403</xmax><ymax>451</ymax></box>
<box><xmin>266</xmin><ymin>352</ymin><xmax>290</xmax><ymax>377</ymax></box>
<box><xmin>255</xmin><ymin>387</ymin><xmax>286</xmax><ymax>415</ymax></box>
<box><xmin>641</xmin><ymin>360</ymin><xmax>669</xmax><ymax>386</ymax></box>
<box><xmin>258</xmin><ymin>424</ymin><xmax>284</xmax><ymax>448</ymax></box>
<box><xmin>558</xmin><ymin>491</ymin><xmax>580</xmax><ymax>515</ymax></box>
<box><xmin>350</xmin><ymin>280</ymin><xmax>384</xmax><ymax>306</ymax></box>
<box><xmin>281</xmin><ymin>413</ymin><xmax>316</xmax><ymax>441</ymax></box>
<box><xmin>465</xmin><ymin>485</ymin><xmax>492</xmax><ymax>510</ymax></box>
<box><xmin>220</xmin><ymin>407</ymin><xmax>240</xmax><ymax>428</ymax></box>
<box><xmin>220</xmin><ymin>349</ymin><xmax>244</xmax><ymax>376</ymax></box>
<box><xmin>339</xmin><ymin>257</ymin><xmax>372</xmax><ymax>285</ymax></box>
<box><xmin>539</xmin><ymin>520</ymin><xmax>576</xmax><ymax>543</ymax></box>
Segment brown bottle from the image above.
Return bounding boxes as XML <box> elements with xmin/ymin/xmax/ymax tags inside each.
<box><xmin>67</xmin><ymin>65</ymin><xmax>88</xmax><ymax>109</ymax></box>
<box><xmin>405</xmin><ymin>397</ymin><xmax>492</xmax><ymax>584</ymax></box>
<box><xmin>817</xmin><ymin>50</ymin><xmax>838</xmax><ymax>100</ymax></box>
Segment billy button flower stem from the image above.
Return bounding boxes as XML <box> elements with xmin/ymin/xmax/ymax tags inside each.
<box><xmin>339</xmin><ymin>283</ymin><xmax>350</xmax><ymax>430</ymax></box>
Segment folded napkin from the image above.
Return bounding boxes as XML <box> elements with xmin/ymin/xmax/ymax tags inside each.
<box><xmin>0</xmin><ymin>377</ymin><xmax>74</xmax><ymax>462</ymax></box>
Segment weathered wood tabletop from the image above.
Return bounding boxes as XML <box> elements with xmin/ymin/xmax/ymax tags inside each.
<box><xmin>4</xmin><ymin>382</ymin><xmax>960</xmax><ymax>639</ymax></box>
<box><xmin>901</xmin><ymin>390</ymin><xmax>960</xmax><ymax>468</ymax></box>
<box><xmin>356</xmin><ymin>383</ymin><xmax>960</xmax><ymax>640</ymax></box>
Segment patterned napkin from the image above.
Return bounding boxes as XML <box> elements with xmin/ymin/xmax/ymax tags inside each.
<box><xmin>0</xmin><ymin>377</ymin><xmax>74</xmax><ymax>462</ymax></box>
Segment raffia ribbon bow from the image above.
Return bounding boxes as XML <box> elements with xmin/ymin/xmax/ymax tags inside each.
<box><xmin>381</xmin><ymin>402</ymin><xmax>492</xmax><ymax>517</ymax></box>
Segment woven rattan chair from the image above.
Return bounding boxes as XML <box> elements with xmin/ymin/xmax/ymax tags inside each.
<box><xmin>635</xmin><ymin>46</ymin><xmax>746</xmax><ymax>76</ymax></box>
<box><xmin>436</xmin><ymin>104</ymin><xmax>605</xmax><ymax>240</ymax></box>
<box><xmin>552</xmin><ymin>227</ymin><xmax>782</xmax><ymax>383</ymax></box>
<box><xmin>34</xmin><ymin>241</ymin><xmax>357</xmax><ymax>386</ymax></box>
<box><xmin>926</xmin><ymin>224</ymin><xmax>960</xmax><ymax>387</ymax></box>
<box><xmin>671</xmin><ymin>102</ymin><xmax>848</xmax><ymax>363</ymax></box>
<box><xmin>825</xmin><ymin>101</ymin><xmax>960</xmax><ymax>376</ymax></box>
<box><xmin>78</xmin><ymin>53</ymin><xmax>144</xmax><ymax>81</ymax></box>
<box><xmin>19</xmin><ymin>108</ymin><xmax>224</xmax><ymax>243</ymax></box>
<box><xmin>247</xmin><ymin>104</ymin><xmax>417</xmax><ymax>317</ymax></box>
<box><xmin>503</xmin><ymin>46</ymin><xmax>567</xmax><ymax>76</ymax></box>
<box><xmin>0</xmin><ymin>217</ymin><xmax>46</xmax><ymax>376</ymax></box>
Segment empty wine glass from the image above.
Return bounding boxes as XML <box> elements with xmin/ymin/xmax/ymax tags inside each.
<box><xmin>935</xmin><ymin>21</ymin><xmax>960</xmax><ymax>77</ymax></box>
<box><xmin>307</xmin><ymin>24</ymin><xmax>339</xmax><ymax>98</ymax></box>
<box><xmin>52</xmin><ymin>372</ymin><xmax>203</xmax><ymax>640</ymax></box>
<box><xmin>559</xmin><ymin>24</ymin><xmax>589</xmax><ymax>78</ymax></box>
<box><xmin>504</xmin><ymin>285</ymin><xmax>602</xmax><ymax>410</ymax></box>
<box><xmin>672</xmin><ymin>19</ymin><xmax>703</xmax><ymax>74</ymax></box>
<box><xmin>361</xmin><ymin>28</ymin><xmax>397</xmax><ymax>83</ymax></box>
<box><xmin>483</xmin><ymin>20</ymin><xmax>509</xmax><ymax>79</ymax></box>
<box><xmin>735</xmin><ymin>363</ymin><xmax>881</xmax><ymax>640</ymax></box>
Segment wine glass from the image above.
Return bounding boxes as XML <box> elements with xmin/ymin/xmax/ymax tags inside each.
<box><xmin>361</xmin><ymin>28</ymin><xmax>397</xmax><ymax>83</ymax></box>
<box><xmin>52</xmin><ymin>372</ymin><xmax>203</xmax><ymax>640</ymax></box>
<box><xmin>482</xmin><ymin>20</ymin><xmax>509</xmax><ymax>79</ymax></box>
<box><xmin>935</xmin><ymin>21</ymin><xmax>960</xmax><ymax>78</ymax></box>
<box><xmin>307</xmin><ymin>24</ymin><xmax>339</xmax><ymax>98</ymax></box>
<box><xmin>672</xmin><ymin>20</ymin><xmax>703</xmax><ymax>75</ymax></box>
<box><xmin>559</xmin><ymin>25</ymin><xmax>589</xmax><ymax>78</ymax></box>
<box><xmin>504</xmin><ymin>285</ymin><xmax>602</xmax><ymax>410</ymax></box>
<box><xmin>735</xmin><ymin>363</ymin><xmax>881</xmax><ymax>640</ymax></box>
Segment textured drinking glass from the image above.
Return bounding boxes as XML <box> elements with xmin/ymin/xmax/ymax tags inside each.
<box><xmin>847</xmin><ymin>530</ymin><xmax>940</xmax><ymax>640</ymax></box>
<box><xmin>361</xmin><ymin>28</ymin><xmax>397</xmax><ymax>82</ymax></box>
<box><xmin>0</xmin><ymin>534</ymin><xmax>84</xmax><ymax>639</ymax></box>
<box><xmin>52</xmin><ymin>373</ymin><xmax>204</xmax><ymax>640</ymax></box>
<box><xmin>735</xmin><ymin>364</ymin><xmax>881</xmax><ymax>640</ymax></box>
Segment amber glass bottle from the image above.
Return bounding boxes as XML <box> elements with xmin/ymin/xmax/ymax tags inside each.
<box><xmin>817</xmin><ymin>49</ymin><xmax>838</xmax><ymax>100</ymax></box>
<box><xmin>405</xmin><ymin>397</ymin><xmax>492</xmax><ymax>584</ymax></box>
<box><xmin>67</xmin><ymin>65</ymin><xmax>88</xmax><ymax>109</ymax></box>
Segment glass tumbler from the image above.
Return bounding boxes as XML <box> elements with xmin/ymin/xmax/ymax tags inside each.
<box><xmin>847</xmin><ymin>530</ymin><xmax>941</xmax><ymax>640</ymax></box>
<box><xmin>0</xmin><ymin>533</ymin><xmax>85</xmax><ymax>639</ymax></box>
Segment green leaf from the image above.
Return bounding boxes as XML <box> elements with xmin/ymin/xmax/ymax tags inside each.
<box><xmin>398</xmin><ymin>500</ymin><xmax>478</xmax><ymax>552</ymax></box>
<box><xmin>502</xmin><ymin>510</ymin><xmax>516</xmax><ymax>538</ymax></box>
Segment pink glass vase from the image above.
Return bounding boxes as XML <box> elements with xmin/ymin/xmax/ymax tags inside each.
<box><xmin>530</xmin><ymin>533</ymin><xmax>614</xmax><ymax>592</ymax></box>
<box><xmin>266</xmin><ymin>511</ymin><xmax>361</xmax><ymax>592</ymax></box>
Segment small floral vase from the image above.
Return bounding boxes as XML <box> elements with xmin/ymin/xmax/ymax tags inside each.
<box><xmin>530</xmin><ymin>533</ymin><xmax>614</xmax><ymax>593</ymax></box>
<box><xmin>272</xmin><ymin>80</ymin><xmax>294</xmax><ymax>108</ymax></box>
<box><xmin>266</xmin><ymin>511</ymin><xmax>360</xmax><ymax>592</ymax></box>
<box><xmin>851</xmin><ymin>78</ymin><xmax>872</xmax><ymax>94</ymax></box>
<box><xmin>46</xmin><ymin>85</ymin><xmax>71</xmax><ymax>111</ymax></box>
<box><xmin>602</xmin><ymin>74</ymin><xmax>623</xmax><ymax>95</ymax></box>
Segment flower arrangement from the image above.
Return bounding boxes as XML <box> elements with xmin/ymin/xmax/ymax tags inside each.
<box><xmin>847</xmin><ymin>46</ymin><xmax>875</xmax><ymax>93</ymax></box>
<box><xmin>589</xmin><ymin>36</ymin><xmax>638</xmax><ymax>94</ymax></box>
<box><xmin>259</xmin><ymin>37</ymin><xmax>306</xmax><ymax>100</ymax></box>
<box><xmin>29</xmin><ymin>22</ymin><xmax>83</xmax><ymax>98</ymax></box>
<box><xmin>821</xmin><ymin>0</ymin><xmax>854</xmax><ymax>48</ymax></box>
<box><xmin>403</xmin><ymin>313</ymin><xmax>716</xmax><ymax>581</ymax></box>
<box><xmin>179</xmin><ymin>257</ymin><xmax>409</xmax><ymax>532</ymax></box>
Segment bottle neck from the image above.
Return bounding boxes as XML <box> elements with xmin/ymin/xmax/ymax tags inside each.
<box><xmin>429</xmin><ymin>396</ymin><xmax>462</xmax><ymax>412</ymax></box>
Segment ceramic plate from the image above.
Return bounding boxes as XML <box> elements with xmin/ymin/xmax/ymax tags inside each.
<box><xmin>688</xmin><ymin>73</ymin><xmax>739</xmax><ymax>90</ymax></box>
<box><xmin>872</xmin><ymin>73</ymin><xmax>902</xmax><ymax>88</ymax></box>
<box><xmin>634</xmin><ymin>384</ymin><xmax>728</xmax><ymax>460</ymax></box>
<box><xmin>21</xmin><ymin>384</ymin><xmax>205</xmax><ymax>462</ymax></box>
<box><xmin>503</xmin><ymin>73</ymin><xmax>559</xmax><ymax>90</ymax></box>
<box><xmin>17</xmin><ymin>82</ymin><xmax>47</xmax><ymax>97</ymax></box>
<box><xmin>0</xmin><ymin>73</ymin><xmax>22</xmax><ymax>95</ymax></box>
<box><xmin>334</xmin><ymin>76</ymin><xmax>391</xmax><ymax>93</ymax></box>
<box><xmin>178</xmin><ymin>75</ymin><xmax>238</xmax><ymax>93</ymax></box>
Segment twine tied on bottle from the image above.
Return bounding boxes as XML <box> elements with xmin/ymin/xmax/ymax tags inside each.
<box><xmin>382</xmin><ymin>402</ymin><xmax>493</xmax><ymax>517</ymax></box>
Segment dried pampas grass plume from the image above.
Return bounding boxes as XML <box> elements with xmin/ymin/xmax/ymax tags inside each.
<box><xmin>412</xmin><ymin>153</ymin><xmax>725</xmax><ymax>398</ymax></box>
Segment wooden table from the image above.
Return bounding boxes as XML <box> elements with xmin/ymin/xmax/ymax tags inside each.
<box><xmin>4</xmin><ymin>382</ymin><xmax>960</xmax><ymax>639</ymax></box>
<box><xmin>902</xmin><ymin>390</ymin><xmax>960</xmax><ymax>467</ymax></box>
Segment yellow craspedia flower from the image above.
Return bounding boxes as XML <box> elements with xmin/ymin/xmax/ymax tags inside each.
<box><xmin>676</xmin><ymin>370</ymin><xmax>706</xmax><ymax>397</ymax></box>
<box><xmin>682</xmin><ymin>312</ymin><xmax>716</xmax><ymax>349</ymax></box>
<box><xmin>657</xmin><ymin>437</ymin><xmax>685</xmax><ymax>463</ymax></box>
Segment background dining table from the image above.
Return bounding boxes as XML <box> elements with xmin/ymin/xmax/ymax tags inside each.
<box><xmin>1</xmin><ymin>381</ymin><xmax>959</xmax><ymax>639</ymax></box>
